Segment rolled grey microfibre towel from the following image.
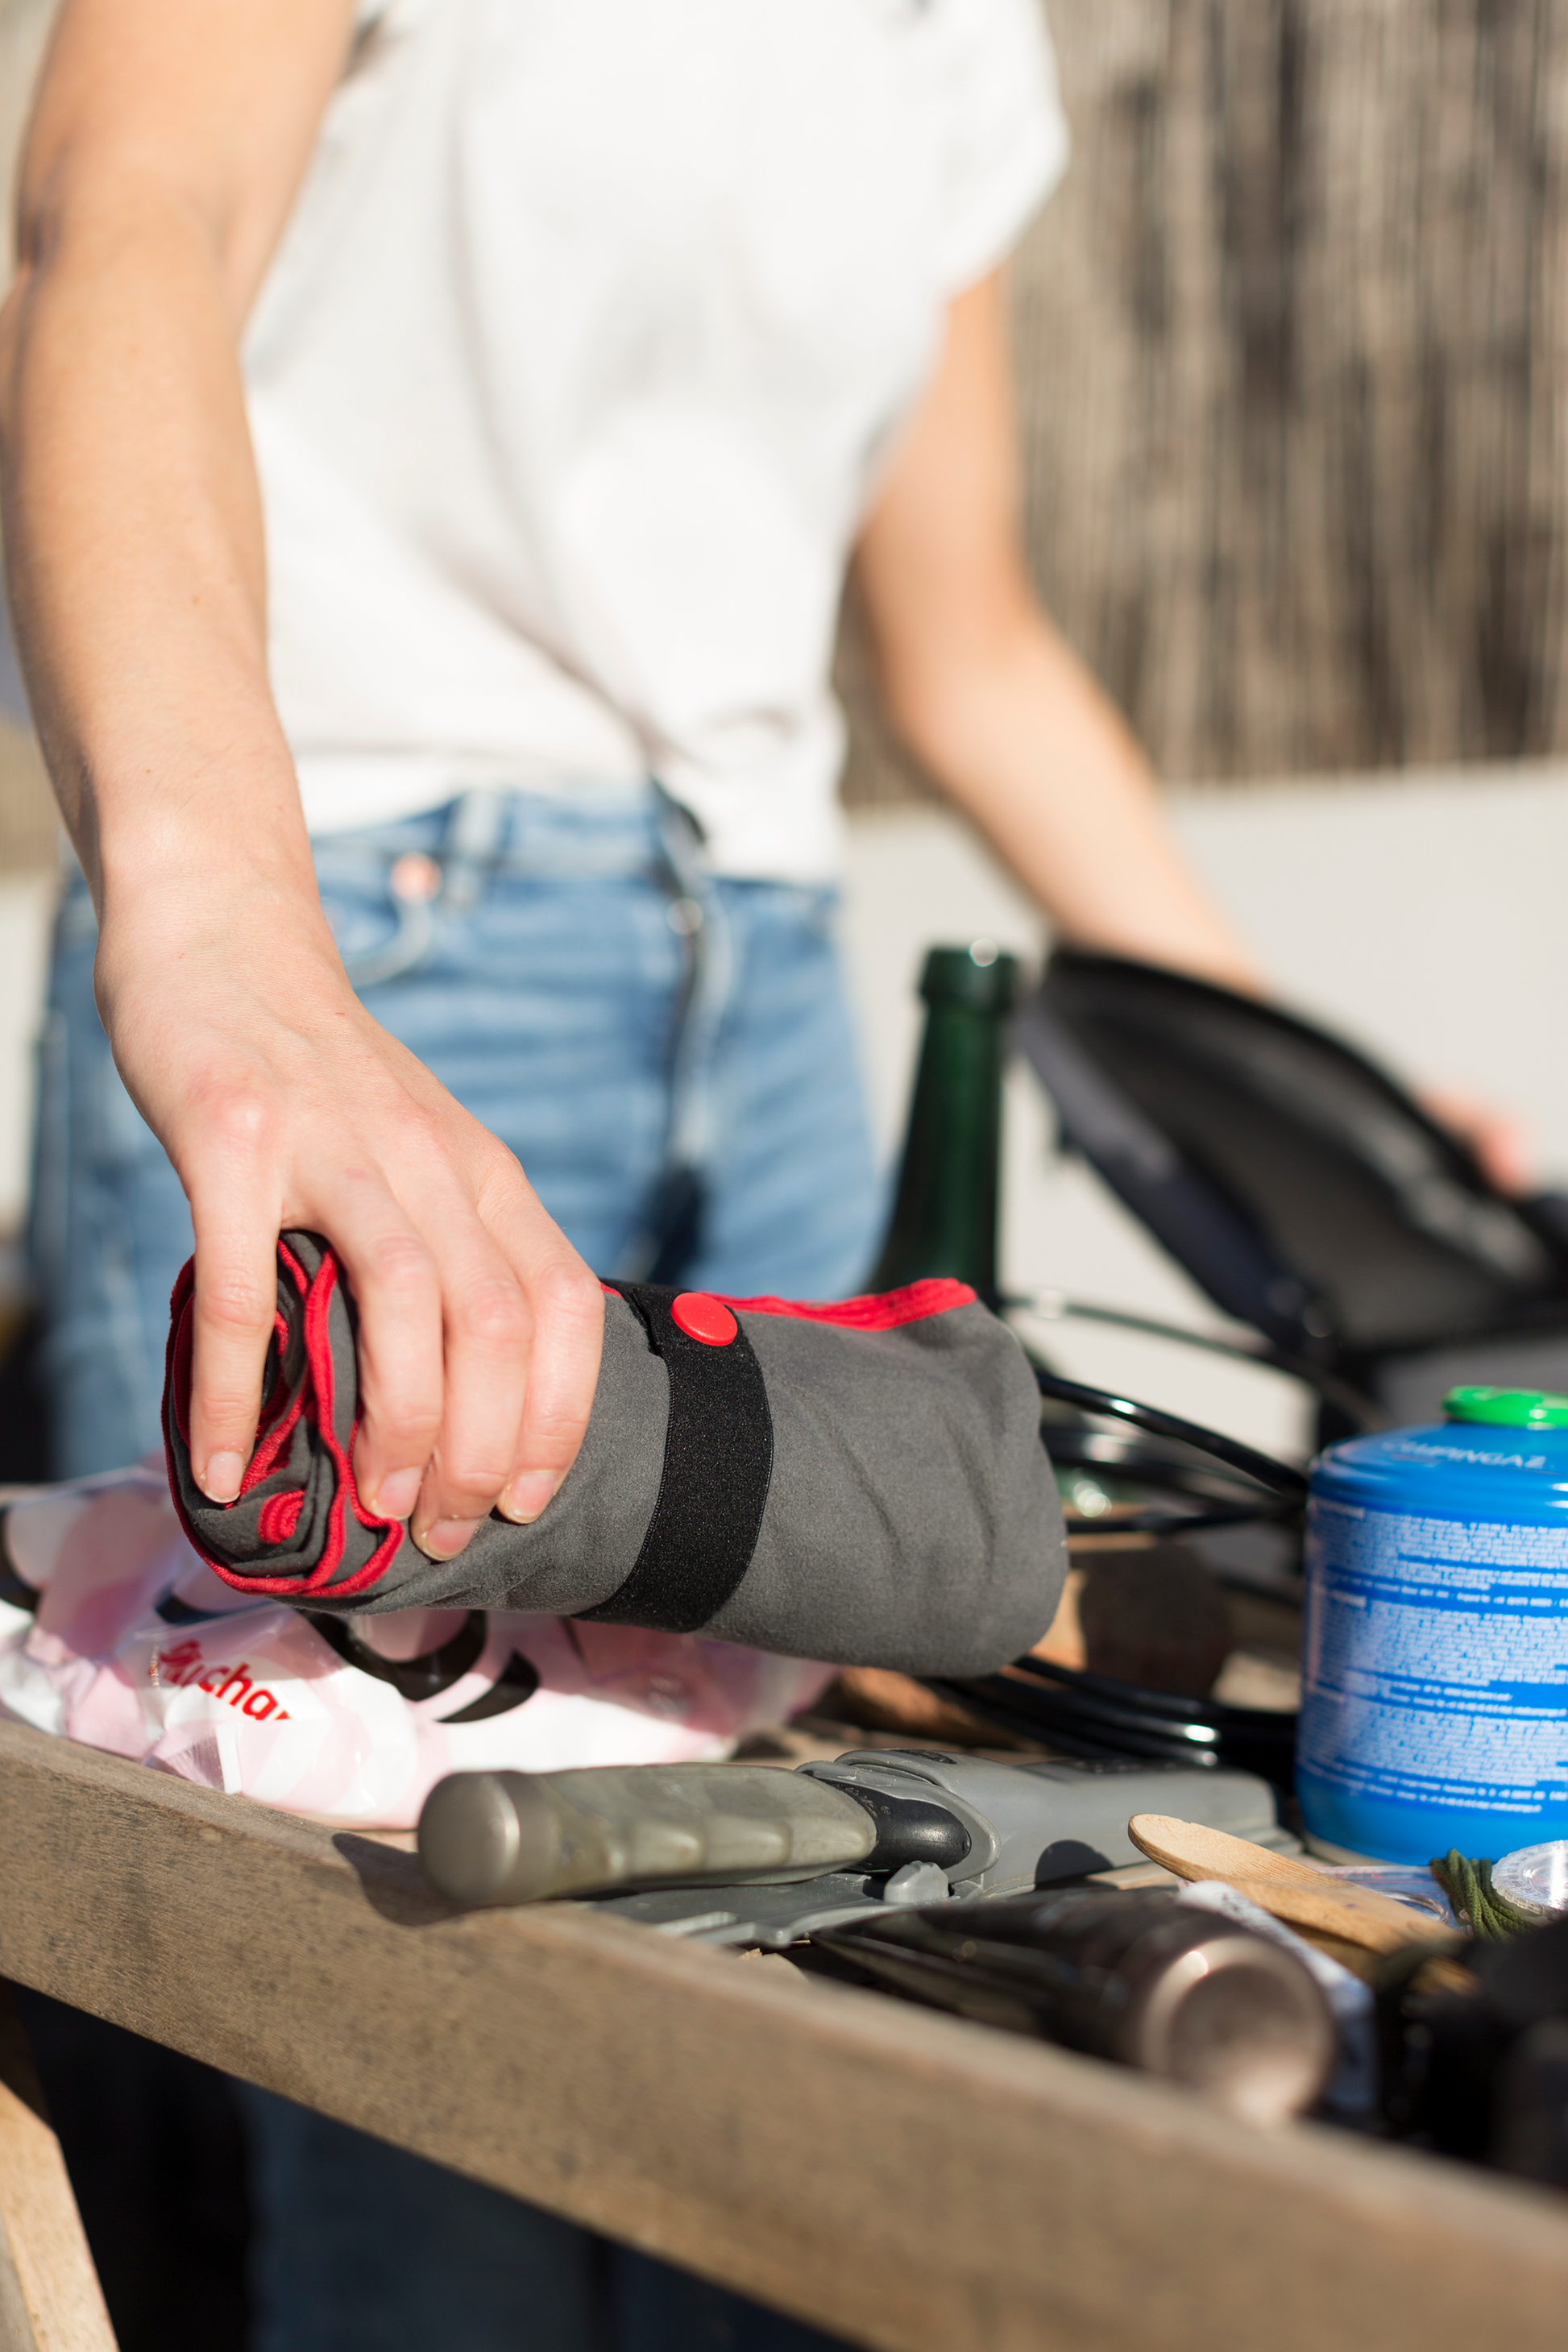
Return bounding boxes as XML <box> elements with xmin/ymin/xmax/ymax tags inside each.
<box><xmin>163</xmin><ymin>1233</ymin><xmax>1066</xmax><ymax>1674</ymax></box>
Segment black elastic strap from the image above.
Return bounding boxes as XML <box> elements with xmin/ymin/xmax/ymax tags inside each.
<box><xmin>576</xmin><ymin>1282</ymin><xmax>774</xmax><ymax>1634</ymax></box>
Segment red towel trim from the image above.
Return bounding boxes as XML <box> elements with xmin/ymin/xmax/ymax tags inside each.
<box><xmin>256</xmin><ymin>1489</ymin><xmax>305</xmax><ymax>1545</ymax></box>
<box><xmin>719</xmin><ymin>1277</ymin><xmax>976</xmax><ymax>1330</ymax></box>
<box><xmin>164</xmin><ymin>1250</ymin><xmax>402</xmax><ymax>1600</ymax></box>
<box><xmin>598</xmin><ymin>1276</ymin><xmax>974</xmax><ymax>1332</ymax></box>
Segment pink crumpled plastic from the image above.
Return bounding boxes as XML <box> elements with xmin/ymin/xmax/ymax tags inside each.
<box><xmin>0</xmin><ymin>1466</ymin><xmax>834</xmax><ymax>1826</ymax></box>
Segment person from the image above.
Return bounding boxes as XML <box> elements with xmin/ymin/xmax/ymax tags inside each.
<box><xmin>0</xmin><ymin>0</ymin><xmax>1516</xmax><ymax>2346</ymax></box>
<box><xmin>1</xmin><ymin>0</ymin><xmax>1269</xmax><ymax>1487</ymax></box>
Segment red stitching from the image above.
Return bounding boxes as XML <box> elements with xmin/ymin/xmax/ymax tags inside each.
<box><xmin>256</xmin><ymin>1489</ymin><xmax>305</xmax><ymax>1545</ymax></box>
<box><xmin>715</xmin><ymin>1277</ymin><xmax>976</xmax><ymax>1331</ymax></box>
<box><xmin>322</xmin><ymin>1405</ymin><xmax>404</xmax><ymax>1599</ymax></box>
<box><xmin>163</xmin><ymin>1245</ymin><xmax>401</xmax><ymax>1600</ymax></box>
<box><xmin>296</xmin><ymin>1255</ymin><xmax>351</xmax><ymax>1590</ymax></box>
<box><xmin>276</xmin><ymin>1238</ymin><xmax>309</xmax><ymax>1291</ymax></box>
<box><xmin>239</xmin><ymin>1317</ymin><xmax>309</xmax><ymax>1495</ymax></box>
<box><xmin>276</xmin><ymin>1255</ymin><xmax>401</xmax><ymax>1599</ymax></box>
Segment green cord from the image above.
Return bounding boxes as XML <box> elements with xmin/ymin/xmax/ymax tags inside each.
<box><xmin>1429</xmin><ymin>1851</ymin><xmax>1540</xmax><ymax>1941</ymax></box>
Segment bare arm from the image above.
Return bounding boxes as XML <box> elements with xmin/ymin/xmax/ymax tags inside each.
<box><xmin>854</xmin><ymin>272</ymin><xmax>1262</xmax><ymax>992</ymax></box>
<box><xmin>0</xmin><ymin>0</ymin><xmax>603</xmax><ymax>1549</ymax></box>
<box><xmin>855</xmin><ymin>276</ymin><xmax>1545</xmax><ymax>1186</ymax></box>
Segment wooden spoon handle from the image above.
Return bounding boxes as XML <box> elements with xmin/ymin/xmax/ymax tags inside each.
<box><xmin>1223</xmin><ymin>1875</ymin><xmax>1454</xmax><ymax>1955</ymax></box>
<box><xmin>1128</xmin><ymin>1814</ymin><xmax>1453</xmax><ymax>1952</ymax></box>
<box><xmin>1130</xmin><ymin>1814</ymin><xmax>1331</xmax><ymax>1889</ymax></box>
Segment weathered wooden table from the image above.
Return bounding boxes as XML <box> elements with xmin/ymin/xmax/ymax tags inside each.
<box><xmin>1</xmin><ymin>1714</ymin><xmax>1566</xmax><ymax>2352</ymax></box>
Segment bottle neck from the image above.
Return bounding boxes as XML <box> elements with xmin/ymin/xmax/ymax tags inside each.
<box><xmin>868</xmin><ymin>947</ymin><xmax>1018</xmax><ymax>1304</ymax></box>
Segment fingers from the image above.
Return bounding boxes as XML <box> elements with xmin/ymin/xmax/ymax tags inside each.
<box><xmin>186</xmin><ymin>1164</ymin><xmax>285</xmax><ymax>1505</ymax></box>
<box><xmin>409</xmin><ymin>1194</ymin><xmax>604</xmax><ymax>1560</ymax></box>
<box><xmin>1471</xmin><ymin>1115</ymin><xmax>1536</xmax><ymax>1198</ymax></box>
<box><xmin>180</xmin><ymin>1069</ymin><xmax>602</xmax><ymax>1553</ymax></box>
<box><xmin>492</xmin><ymin>1209</ymin><xmax>604</xmax><ymax>1525</ymax></box>
<box><xmin>407</xmin><ymin>1235</ymin><xmax>535</xmax><ymax>1557</ymax></box>
<box><xmin>1419</xmin><ymin>1082</ymin><xmax>1537</xmax><ymax>1197</ymax></box>
<box><xmin>325</xmin><ymin>1172</ymin><xmax>445</xmax><ymax>1521</ymax></box>
<box><xmin>109</xmin><ymin>934</ymin><xmax>604</xmax><ymax>1543</ymax></box>
<box><xmin>335</xmin><ymin>1152</ymin><xmax>604</xmax><ymax>1562</ymax></box>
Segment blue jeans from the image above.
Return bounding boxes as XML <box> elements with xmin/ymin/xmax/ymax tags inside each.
<box><xmin>32</xmin><ymin>786</ymin><xmax>877</xmax><ymax>2352</ymax></box>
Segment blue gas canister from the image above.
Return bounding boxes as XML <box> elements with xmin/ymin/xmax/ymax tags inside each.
<box><xmin>1298</xmin><ymin>1386</ymin><xmax>1568</xmax><ymax>1863</ymax></box>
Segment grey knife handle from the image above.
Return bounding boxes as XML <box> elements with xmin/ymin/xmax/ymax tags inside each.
<box><xmin>417</xmin><ymin>1763</ymin><xmax>877</xmax><ymax>1906</ymax></box>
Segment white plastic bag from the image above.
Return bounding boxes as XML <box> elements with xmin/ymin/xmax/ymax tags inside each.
<box><xmin>0</xmin><ymin>1467</ymin><xmax>833</xmax><ymax>1826</ymax></box>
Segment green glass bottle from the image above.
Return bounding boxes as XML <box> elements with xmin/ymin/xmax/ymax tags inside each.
<box><xmin>867</xmin><ymin>940</ymin><xmax>1020</xmax><ymax>1305</ymax></box>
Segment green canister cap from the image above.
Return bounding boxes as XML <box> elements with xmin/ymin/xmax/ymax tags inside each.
<box><xmin>1444</xmin><ymin>1385</ymin><xmax>1568</xmax><ymax>1430</ymax></box>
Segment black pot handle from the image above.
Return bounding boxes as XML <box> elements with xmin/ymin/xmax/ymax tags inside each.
<box><xmin>1033</xmin><ymin>1367</ymin><xmax>1309</xmax><ymax>1503</ymax></box>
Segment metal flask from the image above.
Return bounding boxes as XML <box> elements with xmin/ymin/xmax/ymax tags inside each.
<box><xmin>1298</xmin><ymin>1385</ymin><xmax>1568</xmax><ymax>1864</ymax></box>
<box><xmin>813</xmin><ymin>1889</ymin><xmax>1335</xmax><ymax>2126</ymax></box>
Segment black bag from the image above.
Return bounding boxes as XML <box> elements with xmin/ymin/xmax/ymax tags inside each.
<box><xmin>1018</xmin><ymin>949</ymin><xmax>1568</xmax><ymax>1427</ymax></box>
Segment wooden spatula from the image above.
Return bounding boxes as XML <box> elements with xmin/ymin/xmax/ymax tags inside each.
<box><xmin>1127</xmin><ymin>1815</ymin><xmax>1455</xmax><ymax>1956</ymax></box>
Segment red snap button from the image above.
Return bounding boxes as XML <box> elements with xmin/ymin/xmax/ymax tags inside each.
<box><xmin>671</xmin><ymin>1292</ymin><xmax>738</xmax><ymax>1346</ymax></box>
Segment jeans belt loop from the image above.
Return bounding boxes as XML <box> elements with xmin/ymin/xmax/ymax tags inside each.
<box><xmin>441</xmin><ymin>788</ymin><xmax>508</xmax><ymax>914</ymax></box>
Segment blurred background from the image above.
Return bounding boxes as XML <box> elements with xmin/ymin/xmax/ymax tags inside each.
<box><xmin>5</xmin><ymin>0</ymin><xmax>1568</xmax><ymax>1455</ymax></box>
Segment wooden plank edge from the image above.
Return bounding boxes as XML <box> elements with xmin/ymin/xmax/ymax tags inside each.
<box><xmin>0</xmin><ymin>1981</ymin><xmax>117</xmax><ymax>2352</ymax></box>
<box><xmin>1</xmin><ymin>1719</ymin><xmax>1566</xmax><ymax>2352</ymax></box>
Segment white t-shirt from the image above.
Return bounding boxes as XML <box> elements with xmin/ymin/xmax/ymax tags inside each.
<box><xmin>244</xmin><ymin>0</ymin><xmax>1068</xmax><ymax>877</ymax></box>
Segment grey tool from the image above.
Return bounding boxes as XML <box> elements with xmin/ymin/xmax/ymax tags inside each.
<box><xmin>580</xmin><ymin>1876</ymin><xmax>931</xmax><ymax>1949</ymax></box>
<box><xmin>417</xmin><ymin>1763</ymin><xmax>880</xmax><ymax>1906</ymax></box>
<box><xmin>418</xmin><ymin>1748</ymin><xmax>1292</xmax><ymax>1917</ymax></box>
<box><xmin>794</xmin><ymin>1749</ymin><xmax>1293</xmax><ymax>1895</ymax></box>
<box><xmin>587</xmin><ymin>1751</ymin><xmax>1296</xmax><ymax>1945</ymax></box>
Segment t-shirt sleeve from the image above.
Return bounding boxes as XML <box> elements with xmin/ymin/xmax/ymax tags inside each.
<box><xmin>932</xmin><ymin>0</ymin><xmax>1070</xmax><ymax>294</ymax></box>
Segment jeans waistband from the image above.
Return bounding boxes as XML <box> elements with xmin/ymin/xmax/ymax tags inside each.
<box><xmin>316</xmin><ymin>785</ymin><xmax>711</xmax><ymax>991</ymax></box>
<box><xmin>307</xmin><ymin>784</ymin><xmax>667</xmax><ymax>885</ymax></box>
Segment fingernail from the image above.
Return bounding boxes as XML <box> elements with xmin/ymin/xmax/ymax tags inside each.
<box><xmin>372</xmin><ymin>1468</ymin><xmax>424</xmax><ymax>1521</ymax></box>
<box><xmin>415</xmin><ymin>1517</ymin><xmax>481</xmax><ymax>1561</ymax></box>
<box><xmin>498</xmin><ymin>1471</ymin><xmax>558</xmax><ymax>1525</ymax></box>
<box><xmin>202</xmin><ymin>1452</ymin><xmax>246</xmax><ymax>1505</ymax></box>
